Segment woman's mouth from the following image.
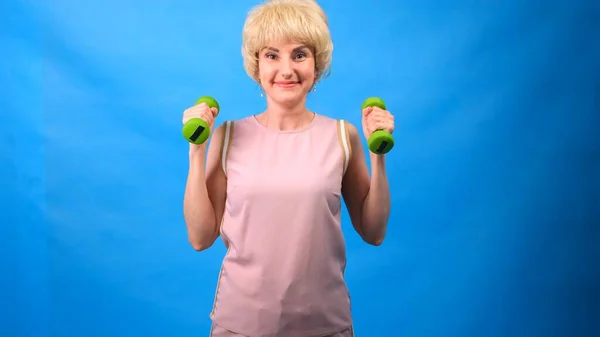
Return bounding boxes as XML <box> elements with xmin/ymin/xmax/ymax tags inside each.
<box><xmin>274</xmin><ymin>81</ymin><xmax>300</xmax><ymax>88</ymax></box>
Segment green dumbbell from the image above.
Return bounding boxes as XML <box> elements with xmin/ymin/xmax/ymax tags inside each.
<box><xmin>182</xmin><ymin>96</ymin><xmax>220</xmax><ymax>144</ymax></box>
<box><xmin>362</xmin><ymin>97</ymin><xmax>394</xmax><ymax>155</ymax></box>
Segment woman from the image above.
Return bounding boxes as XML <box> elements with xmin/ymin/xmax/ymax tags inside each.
<box><xmin>182</xmin><ymin>0</ymin><xmax>394</xmax><ymax>336</ymax></box>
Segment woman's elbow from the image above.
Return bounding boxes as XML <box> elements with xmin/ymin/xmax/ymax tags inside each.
<box><xmin>353</xmin><ymin>219</ymin><xmax>386</xmax><ymax>246</ymax></box>
<box><xmin>363</xmin><ymin>234</ymin><xmax>385</xmax><ymax>246</ymax></box>
<box><xmin>186</xmin><ymin>223</ymin><xmax>218</xmax><ymax>251</ymax></box>
<box><xmin>188</xmin><ymin>236</ymin><xmax>216</xmax><ymax>251</ymax></box>
<box><xmin>360</xmin><ymin>221</ymin><xmax>387</xmax><ymax>246</ymax></box>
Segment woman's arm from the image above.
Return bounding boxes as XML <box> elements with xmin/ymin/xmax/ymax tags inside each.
<box><xmin>183</xmin><ymin>123</ymin><xmax>228</xmax><ymax>251</ymax></box>
<box><xmin>341</xmin><ymin>123</ymin><xmax>391</xmax><ymax>246</ymax></box>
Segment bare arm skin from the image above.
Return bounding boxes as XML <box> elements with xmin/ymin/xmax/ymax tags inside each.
<box><xmin>183</xmin><ymin>123</ymin><xmax>228</xmax><ymax>251</ymax></box>
<box><xmin>341</xmin><ymin>122</ymin><xmax>392</xmax><ymax>246</ymax></box>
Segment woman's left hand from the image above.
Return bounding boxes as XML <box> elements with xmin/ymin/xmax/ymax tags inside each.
<box><xmin>361</xmin><ymin>106</ymin><xmax>395</xmax><ymax>141</ymax></box>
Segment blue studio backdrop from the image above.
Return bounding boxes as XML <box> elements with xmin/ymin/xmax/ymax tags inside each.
<box><xmin>2</xmin><ymin>0</ymin><xmax>599</xmax><ymax>336</ymax></box>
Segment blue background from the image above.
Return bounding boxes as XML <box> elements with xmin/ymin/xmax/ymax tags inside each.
<box><xmin>2</xmin><ymin>0</ymin><xmax>599</xmax><ymax>336</ymax></box>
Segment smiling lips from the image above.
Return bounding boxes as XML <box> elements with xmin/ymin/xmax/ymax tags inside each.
<box><xmin>274</xmin><ymin>81</ymin><xmax>300</xmax><ymax>88</ymax></box>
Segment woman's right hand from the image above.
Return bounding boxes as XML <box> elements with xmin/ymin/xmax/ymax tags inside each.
<box><xmin>182</xmin><ymin>102</ymin><xmax>219</xmax><ymax>150</ymax></box>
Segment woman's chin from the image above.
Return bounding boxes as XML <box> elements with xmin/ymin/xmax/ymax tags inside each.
<box><xmin>269</xmin><ymin>89</ymin><xmax>309</xmax><ymax>104</ymax></box>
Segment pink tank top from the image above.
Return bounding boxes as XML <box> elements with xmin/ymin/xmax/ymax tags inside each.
<box><xmin>209</xmin><ymin>113</ymin><xmax>354</xmax><ymax>336</ymax></box>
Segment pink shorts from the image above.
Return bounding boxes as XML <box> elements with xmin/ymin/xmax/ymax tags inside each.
<box><xmin>210</xmin><ymin>324</ymin><xmax>355</xmax><ymax>337</ymax></box>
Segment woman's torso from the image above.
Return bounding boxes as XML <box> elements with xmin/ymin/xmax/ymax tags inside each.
<box><xmin>210</xmin><ymin>114</ymin><xmax>354</xmax><ymax>337</ymax></box>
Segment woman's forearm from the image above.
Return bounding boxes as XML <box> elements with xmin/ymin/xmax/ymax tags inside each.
<box><xmin>360</xmin><ymin>154</ymin><xmax>391</xmax><ymax>245</ymax></box>
<box><xmin>183</xmin><ymin>148</ymin><xmax>218</xmax><ymax>250</ymax></box>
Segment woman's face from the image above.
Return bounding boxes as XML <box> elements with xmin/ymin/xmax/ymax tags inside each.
<box><xmin>257</xmin><ymin>39</ymin><xmax>316</xmax><ymax>107</ymax></box>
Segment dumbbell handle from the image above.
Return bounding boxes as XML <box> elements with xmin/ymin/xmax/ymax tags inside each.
<box><xmin>182</xmin><ymin>96</ymin><xmax>220</xmax><ymax>145</ymax></box>
<box><xmin>362</xmin><ymin>97</ymin><xmax>394</xmax><ymax>155</ymax></box>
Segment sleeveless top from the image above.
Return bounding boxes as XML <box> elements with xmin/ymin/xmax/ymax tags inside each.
<box><xmin>210</xmin><ymin>113</ymin><xmax>354</xmax><ymax>337</ymax></box>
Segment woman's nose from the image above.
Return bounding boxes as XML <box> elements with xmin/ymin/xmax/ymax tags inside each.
<box><xmin>279</xmin><ymin>59</ymin><xmax>293</xmax><ymax>77</ymax></box>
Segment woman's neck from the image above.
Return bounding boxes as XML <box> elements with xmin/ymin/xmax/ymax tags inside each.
<box><xmin>258</xmin><ymin>98</ymin><xmax>314</xmax><ymax>131</ymax></box>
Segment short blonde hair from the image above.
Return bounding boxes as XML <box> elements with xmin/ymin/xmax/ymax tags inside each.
<box><xmin>241</xmin><ymin>0</ymin><xmax>333</xmax><ymax>84</ymax></box>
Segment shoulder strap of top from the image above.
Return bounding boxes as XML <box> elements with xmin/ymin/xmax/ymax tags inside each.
<box><xmin>336</xmin><ymin>119</ymin><xmax>352</xmax><ymax>174</ymax></box>
<box><xmin>220</xmin><ymin>120</ymin><xmax>234</xmax><ymax>176</ymax></box>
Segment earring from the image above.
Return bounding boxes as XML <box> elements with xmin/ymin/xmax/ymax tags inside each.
<box><xmin>257</xmin><ymin>79</ymin><xmax>264</xmax><ymax>97</ymax></box>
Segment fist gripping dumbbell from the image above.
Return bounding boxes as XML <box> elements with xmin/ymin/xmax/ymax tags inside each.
<box><xmin>181</xmin><ymin>96</ymin><xmax>220</xmax><ymax>145</ymax></box>
<box><xmin>362</xmin><ymin>97</ymin><xmax>394</xmax><ymax>155</ymax></box>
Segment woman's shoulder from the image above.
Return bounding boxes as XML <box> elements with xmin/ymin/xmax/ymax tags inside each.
<box><xmin>314</xmin><ymin>113</ymin><xmax>359</xmax><ymax>133</ymax></box>
<box><xmin>214</xmin><ymin>115</ymin><xmax>254</xmax><ymax>131</ymax></box>
<box><xmin>218</xmin><ymin>115</ymin><xmax>254</xmax><ymax>124</ymax></box>
<box><xmin>313</xmin><ymin>112</ymin><xmax>356</xmax><ymax>125</ymax></box>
